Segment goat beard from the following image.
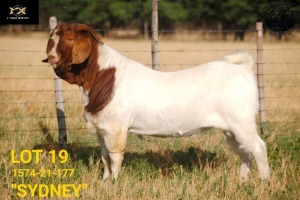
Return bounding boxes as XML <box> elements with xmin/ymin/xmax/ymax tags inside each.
<box><xmin>53</xmin><ymin>56</ymin><xmax>73</xmax><ymax>80</ymax></box>
<box><xmin>54</xmin><ymin>65</ymin><xmax>69</xmax><ymax>80</ymax></box>
<box><xmin>53</xmin><ymin>59</ymin><xmax>88</xmax><ymax>86</ymax></box>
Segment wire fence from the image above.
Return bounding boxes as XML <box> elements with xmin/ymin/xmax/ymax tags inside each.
<box><xmin>1</xmin><ymin>24</ymin><xmax>300</xmax><ymax>33</ymax></box>
<box><xmin>0</xmin><ymin>26</ymin><xmax>299</xmax><ymax>145</ymax></box>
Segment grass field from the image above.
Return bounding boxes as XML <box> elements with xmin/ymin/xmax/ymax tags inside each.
<box><xmin>0</xmin><ymin>33</ymin><xmax>300</xmax><ymax>199</ymax></box>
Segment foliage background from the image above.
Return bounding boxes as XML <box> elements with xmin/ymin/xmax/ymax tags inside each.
<box><xmin>39</xmin><ymin>0</ymin><xmax>300</xmax><ymax>32</ymax></box>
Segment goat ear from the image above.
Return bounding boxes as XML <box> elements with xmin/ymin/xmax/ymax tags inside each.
<box><xmin>72</xmin><ymin>24</ymin><xmax>104</xmax><ymax>64</ymax></box>
<box><xmin>76</xmin><ymin>24</ymin><xmax>104</xmax><ymax>45</ymax></box>
<box><xmin>72</xmin><ymin>33</ymin><xmax>91</xmax><ymax>64</ymax></box>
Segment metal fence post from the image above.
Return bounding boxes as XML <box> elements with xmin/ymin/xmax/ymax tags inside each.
<box><xmin>49</xmin><ymin>16</ymin><xmax>67</xmax><ymax>148</ymax></box>
<box><xmin>151</xmin><ymin>0</ymin><xmax>159</xmax><ymax>70</ymax></box>
<box><xmin>256</xmin><ymin>22</ymin><xmax>266</xmax><ymax>134</ymax></box>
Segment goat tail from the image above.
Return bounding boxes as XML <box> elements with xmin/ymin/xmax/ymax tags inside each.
<box><xmin>223</xmin><ymin>51</ymin><xmax>254</xmax><ymax>72</ymax></box>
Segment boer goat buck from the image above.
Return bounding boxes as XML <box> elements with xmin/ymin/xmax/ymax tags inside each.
<box><xmin>43</xmin><ymin>23</ymin><xmax>270</xmax><ymax>180</ymax></box>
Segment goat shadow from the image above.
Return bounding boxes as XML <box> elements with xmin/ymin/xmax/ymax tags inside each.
<box><xmin>123</xmin><ymin>146</ymin><xmax>224</xmax><ymax>177</ymax></box>
<box><xmin>34</xmin><ymin>122</ymin><xmax>224</xmax><ymax>177</ymax></box>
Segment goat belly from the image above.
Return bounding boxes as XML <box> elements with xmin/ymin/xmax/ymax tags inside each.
<box><xmin>127</xmin><ymin>105</ymin><xmax>221</xmax><ymax>137</ymax></box>
<box><xmin>129</xmin><ymin>126</ymin><xmax>212</xmax><ymax>138</ymax></box>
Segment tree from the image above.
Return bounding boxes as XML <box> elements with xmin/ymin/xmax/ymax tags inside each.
<box><xmin>38</xmin><ymin>0</ymin><xmax>289</xmax><ymax>41</ymax></box>
<box><xmin>159</xmin><ymin>0</ymin><xmax>188</xmax><ymax>30</ymax></box>
<box><xmin>181</xmin><ymin>0</ymin><xmax>222</xmax><ymax>28</ymax></box>
<box><xmin>77</xmin><ymin>1</ymin><xmax>110</xmax><ymax>30</ymax></box>
<box><xmin>39</xmin><ymin>0</ymin><xmax>88</xmax><ymax>26</ymax></box>
<box><xmin>222</xmin><ymin>0</ymin><xmax>257</xmax><ymax>40</ymax></box>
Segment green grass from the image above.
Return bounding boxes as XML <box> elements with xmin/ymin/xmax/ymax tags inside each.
<box><xmin>1</xmin><ymin>122</ymin><xmax>300</xmax><ymax>199</ymax></box>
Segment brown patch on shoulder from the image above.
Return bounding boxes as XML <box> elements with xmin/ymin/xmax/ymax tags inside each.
<box><xmin>85</xmin><ymin>67</ymin><xmax>116</xmax><ymax>115</ymax></box>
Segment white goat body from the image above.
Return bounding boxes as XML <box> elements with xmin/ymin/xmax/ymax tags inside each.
<box><xmin>92</xmin><ymin>46</ymin><xmax>255</xmax><ymax>137</ymax></box>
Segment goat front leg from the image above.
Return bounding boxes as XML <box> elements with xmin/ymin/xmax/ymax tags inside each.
<box><xmin>99</xmin><ymin>128</ymin><xmax>127</xmax><ymax>180</ymax></box>
<box><xmin>109</xmin><ymin>152</ymin><xmax>125</xmax><ymax>179</ymax></box>
<box><xmin>96</xmin><ymin>133</ymin><xmax>111</xmax><ymax>180</ymax></box>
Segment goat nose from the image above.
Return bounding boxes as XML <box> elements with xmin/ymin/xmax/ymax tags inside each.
<box><xmin>48</xmin><ymin>55</ymin><xmax>55</xmax><ymax>60</ymax></box>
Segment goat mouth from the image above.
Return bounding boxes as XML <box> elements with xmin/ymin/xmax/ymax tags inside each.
<box><xmin>42</xmin><ymin>58</ymin><xmax>59</xmax><ymax>69</ymax></box>
<box><xmin>48</xmin><ymin>55</ymin><xmax>56</xmax><ymax>63</ymax></box>
<box><xmin>47</xmin><ymin>56</ymin><xmax>60</xmax><ymax>68</ymax></box>
<box><xmin>42</xmin><ymin>55</ymin><xmax>57</xmax><ymax>63</ymax></box>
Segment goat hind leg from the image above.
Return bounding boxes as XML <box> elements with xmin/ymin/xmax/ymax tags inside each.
<box><xmin>228</xmin><ymin>126</ymin><xmax>270</xmax><ymax>180</ymax></box>
<box><xmin>224</xmin><ymin>131</ymin><xmax>252</xmax><ymax>180</ymax></box>
<box><xmin>251</xmin><ymin>136</ymin><xmax>270</xmax><ymax>180</ymax></box>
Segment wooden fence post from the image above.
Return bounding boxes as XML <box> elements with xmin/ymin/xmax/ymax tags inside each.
<box><xmin>49</xmin><ymin>16</ymin><xmax>67</xmax><ymax>148</ymax></box>
<box><xmin>151</xmin><ymin>0</ymin><xmax>159</xmax><ymax>70</ymax></box>
<box><xmin>256</xmin><ymin>22</ymin><xmax>266</xmax><ymax>134</ymax></box>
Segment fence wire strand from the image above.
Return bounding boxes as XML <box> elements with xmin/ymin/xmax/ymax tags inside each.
<box><xmin>1</xmin><ymin>29</ymin><xmax>299</xmax><ymax>136</ymax></box>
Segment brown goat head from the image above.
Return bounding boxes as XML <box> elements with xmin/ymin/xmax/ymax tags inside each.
<box><xmin>42</xmin><ymin>23</ymin><xmax>103</xmax><ymax>67</ymax></box>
